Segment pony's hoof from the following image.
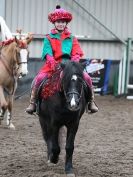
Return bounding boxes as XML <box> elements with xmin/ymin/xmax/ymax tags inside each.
<box><xmin>65</xmin><ymin>168</ymin><xmax>75</xmax><ymax>177</ymax></box>
<box><xmin>47</xmin><ymin>160</ymin><xmax>56</xmax><ymax>167</ymax></box>
<box><xmin>66</xmin><ymin>173</ymin><xmax>75</xmax><ymax>177</ymax></box>
<box><xmin>8</xmin><ymin>123</ymin><xmax>15</xmax><ymax>130</ymax></box>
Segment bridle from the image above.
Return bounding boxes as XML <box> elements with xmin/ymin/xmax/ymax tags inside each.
<box><xmin>63</xmin><ymin>76</ymin><xmax>84</xmax><ymax>103</ymax></box>
<box><xmin>0</xmin><ymin>42</ymin><xmax>28</xmax><ymax>77</ymax></box>
<box><xmin>16</xmin><ymin>48</ymin><xmax>29</xmax><ymax>65</ymax></box>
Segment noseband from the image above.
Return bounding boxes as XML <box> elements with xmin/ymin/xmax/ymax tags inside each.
<box><xmin>18</xmin><ymin>61</ymin><xmax>28</xmax><ymax>65</ymax></box>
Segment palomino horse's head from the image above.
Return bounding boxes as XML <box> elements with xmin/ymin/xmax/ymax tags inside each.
<box><xmin>14</xmin><ymin>34</ymin><xmax>33</xmax><ymax>77</ymax></box>
<box><xmin>61</xmin><ymin>61</ymin><xmax>85</xmax><ymax>111</ymax></box>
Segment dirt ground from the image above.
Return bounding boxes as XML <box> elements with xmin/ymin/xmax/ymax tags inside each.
<box><xmin>0</xmin><ymin>95</ymin><xmax>133</xmax><ymax>177</ymax></box>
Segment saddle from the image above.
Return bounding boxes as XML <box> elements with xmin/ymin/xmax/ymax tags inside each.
<box><xmin>38</xmin><ymin>65</ymin><xmax>62</xmax><ymax>99</ymax></box>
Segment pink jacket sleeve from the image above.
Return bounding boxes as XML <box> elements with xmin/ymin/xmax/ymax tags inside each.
<box><xmin>46</xmin><ymin>54</ymin><xmax>56</xmax><ymax>70</ymax></box>
<box><xmin>71</xmin><ymin>37</ymin><xmax>84</xmax><ymax>62</ymax></box>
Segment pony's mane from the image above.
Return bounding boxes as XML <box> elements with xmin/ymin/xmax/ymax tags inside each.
<box><xmin>62</xmin><ymin>61</ymin><xmax>84</xmax><ymax>84</ymax></box>
<box><xmin>0</xmin><ymin>38</ymin><xmax>15</xmax><ymax>47</ymax></box>
<box><xmin>0</xmin><ymin>38</ymin><xmax>27</xmax><ymax>49</ymax></box>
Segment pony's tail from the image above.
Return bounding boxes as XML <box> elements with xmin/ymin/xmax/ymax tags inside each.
<box><xmin>0</xmin><ymin>86</ymin><xmax>8</xmax><ymax>109</ymax></box>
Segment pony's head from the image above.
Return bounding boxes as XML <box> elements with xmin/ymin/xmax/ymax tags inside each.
<box><xmin>61</xmin><ymin>61</ymin><xmax>85</xmax><ymax>111</ymax></box>
<box><xmin>14</xmin><ymin>33</ymin><xmax>33</xmax><ymax>77</ymax></box>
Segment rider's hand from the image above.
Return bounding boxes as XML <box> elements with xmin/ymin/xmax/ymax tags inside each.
<box><xmin>71</xmin><ymin>54</ymin><xmax>80</xmax><ymax>62</ymax></box>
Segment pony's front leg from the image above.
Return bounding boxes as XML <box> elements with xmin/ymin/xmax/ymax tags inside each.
<box><xmin>6</xmin><ymin>95</ymin><xmax>15</xmax><ymax>130</ymax></box>
<box><xmin>65</xmin><ymin>124</ymin><xmax>79</xmax><ymax>176</ymax></box>
<box><xmin>0</xmin><ymin>86</ymin><xmax>7</xmax><ymax>124</ymax></box>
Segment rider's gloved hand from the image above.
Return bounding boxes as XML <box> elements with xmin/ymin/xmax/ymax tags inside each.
<box><xmin>71</xmin><ymin>54</ymin><xmax>80</xmax><ymax>62</ymax></box>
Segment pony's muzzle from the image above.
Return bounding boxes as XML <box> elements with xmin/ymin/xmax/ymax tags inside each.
<box><xmin>67</xmin><ymin>100</ymin><xmax>80</xmax><ymax>111</ymax></box>
<box><xmin>19</xmin><ymin>71</ymin><xmax>27</xmax><ymax>78</ymax></box>
<box><xmin>68</xmin><ymin>104</ymin><xmax>80</xmax><ymax>111</ymax></box>
<box><xmin>19</xmin><ymin>67</ymin><xmax>28</xmax><ymax>76</ymax></box>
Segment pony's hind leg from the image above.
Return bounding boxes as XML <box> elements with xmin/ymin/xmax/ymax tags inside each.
<box><xmin>48</xmin><ymin>140</ymin><xmax>60</xmax><ymax>164</ymax></box>
<box><xmin>39</xmin><ymin>116</ymin><xmax>60</xmax><ymax>164</ymax></box>
<box><xmin>0</xmin><ymin>109</ymin><xmax>3</xmax><ymax>125</ymax></box>
<box><xmin>6</xmin><ymin>96</ymin><xmax>15</xmax><ymax>130</ymax></box>
<box><xmin>0</xmin><ymin>107</ymin><xmax>6</xmax><ymax>125</ymax></box>
<box><xmin>6</xmin><ymin>109</ymin><xmax>15</xmax><ymax>130</ymax></box>
<box><xmin>0</xmin><ymin>108</ymin><xmax>4</xmax><ymax>118</ymax></box>
<box><xmin>0</xmin><ymin>86</ymin><xmax>7</xmax><ymax>124</ymax></box>
<box><xmin>47</xmin><ymin>128</ymin><xmax>60</xmax><ymax>164</ymax></box>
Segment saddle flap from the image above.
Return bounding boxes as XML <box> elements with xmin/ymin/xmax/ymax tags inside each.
<box><xmin>40</xmin><ymin>65</ymin><xmax>62</xmax><ymax>99</ymax></box>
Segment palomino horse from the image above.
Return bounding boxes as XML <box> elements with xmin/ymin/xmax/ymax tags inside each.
<box><xmin>0</xmin><ymin>34</ymin><xmax>32</xmax><ymax>129</ymax></box>
<box><xmin>37</xmin><ymin>61</ymin><xmax>91</xmax><ymax>176</ymax></box>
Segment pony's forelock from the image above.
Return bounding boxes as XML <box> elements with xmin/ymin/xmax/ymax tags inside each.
<box><xmin>62</xmin><ymin>61</ymin><xmax>84</xmax><ymax>86</ymax></box>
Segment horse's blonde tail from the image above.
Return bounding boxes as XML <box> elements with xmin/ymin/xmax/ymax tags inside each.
<box><xmin>0</xmin><ymin>86</ymin><xmax>8</xmax><ymax>109</ymax></box>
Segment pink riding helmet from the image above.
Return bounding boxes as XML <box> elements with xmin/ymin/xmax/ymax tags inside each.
<box><xmin>48</xmin><ymin>5</ymin><xmax>72</xmax><ymax>23</ymax></box>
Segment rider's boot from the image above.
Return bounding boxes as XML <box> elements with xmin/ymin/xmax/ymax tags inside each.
<box><xmin>26</xmin><ymin>88</ymin><xmax>37</xmax><ymax>114</ymax></box>
<box><xmin>88</xmin><ymin>89</ymin><xmax>98</xmax><ymax>113</ymax></box>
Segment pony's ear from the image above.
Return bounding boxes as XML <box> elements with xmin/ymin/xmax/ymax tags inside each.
<box><xmin>26</xmin><ymin>33</ymin><xmax>33</xmax><ymax>44</ymax></box>
<box><xmin>79</xmin><ymin>59</ymin><xmax>87</xmax><ymax>70</ymax></box>
<box><xmin>16</xmin><ymin>29</ymin><xmax>22</xmax><ymax>34</ymax></box>
<box><xmin>81</xmin><ymin>63</ymin><xmax>86</xmax><ymax>70</ymax></box>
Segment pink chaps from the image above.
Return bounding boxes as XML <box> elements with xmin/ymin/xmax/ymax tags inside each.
<box><xmin>33</xmin><ymin>71</ymin><xmax>92</xmax><ymax>89</ymax></box>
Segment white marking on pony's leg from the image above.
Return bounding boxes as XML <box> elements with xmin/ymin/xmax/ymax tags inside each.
<box><xmin>6</xmin><ymin>110</ymin><xmax>15</xmax><ymax>130</ymax></box>
<box><xmin>6</xmin><ymin>110</ymin><xmax>10</xmax><ymax>125</ymax></box>
<box><xmin>47</xmin><ymin>160</ymin><xmax>50</xmax><ymax>164</ymax></box>
<box><xmin>0</xmin><ymin>109</ymin><xmax>4</xmax><ymax>117</ymax></box>
<box><xmin>47</xmin><ymin>160</ymin><xmax>56</xmax><ymax>167</ymax></box>
<box><xmin>70</xmin><ymin>94</ymin><xmax>76</xmax><ymax>107</ymax></box>
<box><xmin>9</xmin><ymin>123</ymin><xmax>15</xmax><ymax>130</ymax></box>
<box><xmin>67</xmin><ymin>174</ymin><xmax>75</xmax><ymax>177</ymax></box>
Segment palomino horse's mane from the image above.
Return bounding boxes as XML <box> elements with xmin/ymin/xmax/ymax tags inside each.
<box><xmin>0</xmin><ymin>39</ymin><xmax>21</xmax><ymax>78</ymax></box>
<box><xmin>0</xmin><ymin>38</ymin><xmax>15</xmax><ymax>47</ymax></box>
<box><xmin>0</xmin><ymin>38</ymin><xmax>28</xmax><ymax>49</ymax></box>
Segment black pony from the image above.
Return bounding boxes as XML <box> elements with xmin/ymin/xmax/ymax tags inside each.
<box><xmin>38</xmin><ymin>61</ymin><xmax>91</xmax><ymax>175</ymax></box>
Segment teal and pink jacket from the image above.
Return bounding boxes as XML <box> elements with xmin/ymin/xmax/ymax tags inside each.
<box><xmin>40</xmin><ymin>28</ymin><xmax>84</xmax><ymax>73</ymax></box>
<box><xmin>34</xmin><ymin>28</ymin><xmax>92</xmax><ymax>88</ymax></box>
